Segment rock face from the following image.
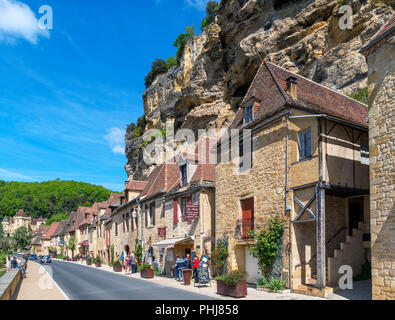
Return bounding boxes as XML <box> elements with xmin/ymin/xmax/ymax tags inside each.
<box><xmin>125</xmin><ymin>0</ymin><xmax>394</xmax><ymax>180</ymax></box>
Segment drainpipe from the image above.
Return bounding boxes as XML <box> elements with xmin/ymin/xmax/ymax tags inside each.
<box><xmin>136</xmin><ymin>197</ymin><xmax>144</xmax><ymax>258</ymax></box>
<box><xmin>285</xmin><ymin>113</ymin><xmax>292</xmax><ymax>291</ymax></box>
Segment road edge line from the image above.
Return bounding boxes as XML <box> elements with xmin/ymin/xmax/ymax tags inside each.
<box><xmin>40</xmin><ymin>262</ymin><xmax>70</xmax><ymax>300</ymax></box>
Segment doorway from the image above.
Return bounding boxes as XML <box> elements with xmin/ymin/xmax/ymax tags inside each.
<box><xmin>348</xmin><ymin>197</ymin><xmax>364</xmax><ymax>236</ymax></box>
<box><xmin>245</xmin><ymin>247</ymin><xmax>260</xmax><ymax>284</ymax></box>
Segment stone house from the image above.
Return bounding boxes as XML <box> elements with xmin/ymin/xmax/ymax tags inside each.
<box><xmin>215</xmin><ymin>60</ymin><xmax>370</xmax><ymax>296</ymax></box>
<box><xmin>41</xmin><ymin>222</ymin><xmax>60</xmax><ymax>255</ymax></box>
<box><xmin>51</xmin><ymin>220</ymin><xmax>67</xmax><ymax>254</ymax></box>
<box><xmin>104</xmin><ymin>137</ymin><xmax>216</xmax><ymax>276</ymax></box>
<box><xmin>88</xmin><ymin>193</ymin><xmax>120</xmax><ymax>263</ymax></box>
<box><xmin>360</xmin><ymin>13</ymin><xmax>395</xmax><ymax>300</ymax></box>
<box><xmin>2</xmin><ymin>210</ymin><xmax>46</xmax><ymax>237</ymax></box>
<box><xmin>105</xmin><ymin>180</ymin><xmax>147</xmax><ymax>262</ymax></box>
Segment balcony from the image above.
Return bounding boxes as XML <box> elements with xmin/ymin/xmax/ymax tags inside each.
<box><xmin>234</xmin><ymin>218</ymin><xmax>255</xmax><ymax>239</ymax></box>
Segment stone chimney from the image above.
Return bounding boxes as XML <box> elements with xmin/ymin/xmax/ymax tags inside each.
<box><xmin>286</xmin><ymin>76</ymin><xmax>298</xmax><ymax>99</ymax></box>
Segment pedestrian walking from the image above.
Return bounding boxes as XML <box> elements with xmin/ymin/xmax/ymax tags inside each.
<box><xmin>125</xmin><ymin>252</ymin><xmax>131</xmax><ymax>274</ymax></box>
<box><xmin>175</xmin><ymin>256</ymin><xmax>184</xmax><ymax>281</ymax></box>
<box><xmin>130</xmin><ymin>254</ymin><xmax>137</xmax><ymax>274</ymax></box>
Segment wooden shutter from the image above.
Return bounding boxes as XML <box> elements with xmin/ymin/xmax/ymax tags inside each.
<box><xmin>173</xmin><ymin>198</ymin><xmax>178</xmax><ymax>224</ymax></box>
<box><xmin>241</xmin><ymin>198</ymin><xmax>254</xmax><ymax>237</ymax></box>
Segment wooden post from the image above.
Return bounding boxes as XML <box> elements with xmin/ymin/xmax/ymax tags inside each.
<box><xmin>316</xmin><ymin>184</ymin><xmax>326</xmax><ymax>289</ymax></box>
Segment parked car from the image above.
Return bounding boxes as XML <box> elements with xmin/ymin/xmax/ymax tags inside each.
<box><xmin>29</xmin><ymin>254</ymin><xmax>38</xmax><ymax>260</ymax></box>
<box><xmin>40</xmin><ymin>255</ymin><xmax>51</xmax><ymax>264</ymax></box>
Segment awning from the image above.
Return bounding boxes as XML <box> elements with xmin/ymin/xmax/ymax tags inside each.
<box><xmin>79</xmin><ymin>240</ymin><xmax>89</xmax><ymax>246</ymax></box>
<box><xmin>152</xmin><ymin>237</ymin><xmax>193</xmax><ymax>249</ymax></box>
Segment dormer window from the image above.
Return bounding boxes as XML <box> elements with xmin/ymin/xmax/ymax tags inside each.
<box><xmin>180</xmin><ymin>164</ymin><xmax>188</xmax><ymax>187</ymax></box>
<box><xmin>244</xmin><ymin>104</ymin><xmax>253</xmax><ymax>124</ymax></box>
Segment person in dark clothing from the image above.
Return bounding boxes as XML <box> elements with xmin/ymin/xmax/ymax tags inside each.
<box><xmin>11</xmin><ymin>256</ymin><xmax>18</xmax><ymax>269</ymax></box>
<box><xmin>184</xmin><ymin>254</ymin><xmax>191</xmax><ymax>269</ymax></box>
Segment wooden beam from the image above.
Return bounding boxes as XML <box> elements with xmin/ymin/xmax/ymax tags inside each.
<box><xmin>316</xmin><ymin>185</ymin><xmax>326</xmax><ymax>289</ymax></box>
<box><xmin>294</xmin><ymin>195</ymin><xmax>316</xmax><ymax>221</ymax></box>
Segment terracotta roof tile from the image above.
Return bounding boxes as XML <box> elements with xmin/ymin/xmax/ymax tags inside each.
<box><xmin>42</xmin><ymin>222</ymin><xmax>60</xmax><ymax>240</ymax></box>
<box><xmin>232</xmin><ymin>61</ymin><xmax>368</xmax><ymax>129</ymax></box>
<box><xmin>125</xmin><ymin>180</ymin><xmax>148</xmax><ymax>191</ymax></box>
<box><xmin>14</xmin><ymin>209</ymin><xmax>27</xmax><ymax>217</ymax></box>
<box><xmin>139</xmin><ymin>163</ymin><xmax>180</xmax><ymax>199</ymax></box>
<box><xmin>361</xmin><ymin>13</ymin><xmax>395</xmax><ymax>54</ymax></box>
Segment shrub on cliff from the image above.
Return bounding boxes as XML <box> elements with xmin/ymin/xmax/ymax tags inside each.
<box><xmin>201</xmin><ymin>1</ymin><xmax>220</xmax><ymax>31</ymax></box>
<box><xmin>173</xmin><ymin>25</ymin><xmax>195</xmax><ymax>64</ymax></box>
<box><xmin>144</xmin><ymin>59</ymin><xmax>168</xmax><ymax>88</ymax></box>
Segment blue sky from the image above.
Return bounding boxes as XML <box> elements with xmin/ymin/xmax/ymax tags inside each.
<box><xmin>0</xmin><ymin>0</ymin><xmax>212</xmax><ymax>191</ymax></box>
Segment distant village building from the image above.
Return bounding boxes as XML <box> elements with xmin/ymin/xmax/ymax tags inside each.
<box><xmin>2</xmin><ymin>209</ymin><xmax>46</xmax><ymax>237</ymax></box>
<box><xmin>215</xmin><ymin>60</ymin><xmax>370</xmax><ymax>297</ymax></box>
<box><xmin>361</xmin><ymin>13</ymin><xmax>395</xmax><ymax>300</ymax></box>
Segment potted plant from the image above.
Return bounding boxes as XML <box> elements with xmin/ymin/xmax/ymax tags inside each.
<box><xmin>86</xmin><ymin>256</ymin><xmax>92</xmax><ymax>265</ymax></box>
<box><xmin>93</xmin><ymin>257</ymin><xmax>101</xmax><ymax>268</ymax></box>
<box><xmin>112</xmin><ymin>259</ymin><xmax>122</xmax><ymax>272</ymax></box>
<box><xmin>215</xmin><ymin>270</ymin><xmax>247</xmax><ymax>298</ymax></box>
<box><xmin>140</xmin><ymin>263</ymin><xmax>154</xmax><ymax>278</ymax></box>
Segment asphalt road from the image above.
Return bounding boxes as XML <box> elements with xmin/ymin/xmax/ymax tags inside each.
<box><xmin>38</xmin><ymin>260</ymin><xmax>218</xmax><ymax>300</ymax></box>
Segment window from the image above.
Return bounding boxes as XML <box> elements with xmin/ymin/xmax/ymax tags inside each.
<box><xmin>115</xmin><ymin>222</ymin><xmax>118</xmax><ymax>236</ymax></box>
<box><xmin>299</xmin><ymin>128</ymin><xmax>312</xmax><ymax>160</ymax></box>
<box><xmin>244</xmin><ymin>104</ymin><xmax>253</xmax><ymax>124</ymax></box>
<box><xmin>360</xmin><ymin>136</ymin><xmax>369</xmax><ymax>165</ymax></box>
<box><xmin>180</xmin><ymin>164</ymin><xmax>188</xmax><ymax>187</ymax></box>
<box><xmin>180</xmin><ymin>195</ymin><xmax>192</xmax><ymax>222</ymax></box>
<box><xmin>239</xmin><ymin>134</ymin><xmax>253</xmax><ymax>171</ymax></box>
<box><xmin>241</xmin><ymin>198</ymin><xmax>254</xmax><ymax>238</ymax></box>
<box><xmin>149</xmin><ymin>202</ymin><xmax>156</xmax><ymax>226</ymax></box>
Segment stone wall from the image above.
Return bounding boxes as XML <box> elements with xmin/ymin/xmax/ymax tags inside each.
<box><xmin>367</xmin><ymin>38</ymin><xmax>395</xmax><ymax>300</ymax></box>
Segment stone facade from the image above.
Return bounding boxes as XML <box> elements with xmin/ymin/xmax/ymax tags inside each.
<box><xmin>361</xmin><ymin>14</ymin><xmax>395</xmax><ymax>300</ymax></box>
<box><xmin>2</xmin><ymin>210</ymin><xmax>46</xmax><ymax>237</ymax></box>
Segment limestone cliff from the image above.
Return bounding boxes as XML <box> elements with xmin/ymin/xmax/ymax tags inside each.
<box><xmin>125</xmin><ymin>0</ymin><xmax>394</xmax><ymax>180</ymax></box>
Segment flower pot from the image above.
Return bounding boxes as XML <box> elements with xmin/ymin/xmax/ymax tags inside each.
<box><xmin>95</xmin><ymin>262</ymin><xmax>102</xmax><ymax>268</ymax></box>
<box><xmin>113</xmin><ymin>264</ymin><xmax>122</xmax><ymax>272</ymax></box>
<box><xmin>63</xmin><ymin>258</ymin><xmax>66</xmax><ymax>261</ymax></box>
<box><xmin>140</xmin><ymin>268</ymin><xmax>154</xmax><ymax>278</ymax></box>
<box><xmin>86</xmin><ymin>261</ymin><xmax>92</xmax><ymax>265</ymax></box>
<box><xmin>216</xmin><ymin>280</ymin><xmax>247</xmax><ymax>298</ymax></box>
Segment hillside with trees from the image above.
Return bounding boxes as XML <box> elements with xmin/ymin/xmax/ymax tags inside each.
<box><xmin>0</xmin><ymin>180</ymin><xmax>115</xmax><ymax>222</ymax></box>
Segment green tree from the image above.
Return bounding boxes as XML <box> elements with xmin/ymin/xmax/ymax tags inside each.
<box><xmin>0</xmin><ymin>180</ymin><xmax>113</xmax><ymax>219</ymax></box>
<box><xmin>206</xmin><ymin>1</ymin><xmax>220</xmax><ymax>21</ymax></box>
<box><xmin>166</xmin><ymin>56</ymin><xmax>177</xmax><ymax>69</ymax></box>
<box><xmin>133</xmin><ymin>241</ymin><xmax>143</xmax><ymax>266</ymax></box>
<box><xmin>173</xmin><ymin>25</ymin><xmax>196</xmax><ymax>64</ymax></box>
<box><xmin>68</xmin><ymin>236</ymin><xmax>76</xmax><ymax>259</ymax></box>
<box><xmin>12</xmin><ymin>226</ymin><xmax>32</xmax><ymax>251</ymax></box>
<box><xmin>144</xmin><ymin>59</ymin><xmax>168</xmax><ymax>88</ymax></box>
<box><xmin>201</xmin><ymin>1</ymin><xmax>220</xmax><ymax>31</ymax></box>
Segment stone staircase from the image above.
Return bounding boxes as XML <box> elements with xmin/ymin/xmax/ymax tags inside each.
<box><xmin>293</xmin><ymin>222</ymin><xmax>367</xmax><ymax>297</ymax></box>
<box><xmin>327</xmin><ymin>222</ymin><xmax>367</xmax><ymax>287</ymax></box>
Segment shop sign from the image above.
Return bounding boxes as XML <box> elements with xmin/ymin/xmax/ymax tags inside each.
<box><xmin>185</xmin><ymin>204</ymin><xmax>199</xmax><ymax>220</ymax></box>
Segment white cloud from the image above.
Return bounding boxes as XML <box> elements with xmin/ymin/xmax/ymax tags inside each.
<box><xmin>104</xmin><ymin>127</ymin><xmax>125</xmax><ymax>155</ymax></box>
<box><xmin>0</xmin><ymin>0</ymin><xmax>49</xmax><ymax>44</ymax></box>
<box><xmin>184</xmin><ymin>0</ymin><xmax>210</xmax><ymax>10</ymax></box>
<box><xmin>0</xmin><ymin>168</ymin><xmax>36</xmax><ymax>181</ymax></box>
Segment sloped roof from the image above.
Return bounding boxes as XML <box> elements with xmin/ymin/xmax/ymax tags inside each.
<box><xmin>190</xmin><ymin>164</ymin><xmax>215</xmax><ymax>183</ymax></box>
<box><xmin>139</xmin><ymin>163</ymin><xmax>180</xmax><ymax>199</ymax></box>
<box><xmin>14</xmin><ymin>209</ymin><xmax>27</xmax><ymax>217</ymax></box>
<box><xmin>42</xmin><ymin>222</ymin><xmax>60</xmax><ymax>240</ymax></box>
<box><xmin>233</xmin><ymin>61</ymin><xmax>368</xmax><ymax>129</ymax></box>
<box><xmin>52</xmin><ymin>220</ymin><xmax>67</xmax><ymax>237</ymax></box>
<box><xmin>2</xmin><ymin>216</ymin><xmax>8</xmax><ymax>223</ymax></box>
<box><xmin>125</xmin><ymin>180</ymin><xmax>148</xmax><ymax>191</ymax></box>
<box><xmin>361</xmin><ymin>13</ymin><xmax>395</xmax><ymax>54</ymax></box>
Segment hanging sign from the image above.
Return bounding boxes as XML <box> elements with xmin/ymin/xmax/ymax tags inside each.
<box><xmin>158</xmin><ymin>227</ymin><xmax>166</xmax><ymax>238</ymax></box>
<box><xmin>185</xmin><ymin>204</ymin><xmax>199</xmax><ymax>220</ymax></box>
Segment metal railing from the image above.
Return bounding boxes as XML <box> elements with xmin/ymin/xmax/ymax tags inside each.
<box><xmin>234</xmin><ymin>218</ymin><xmax>255</xmax><ymax>239</ymax></box>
